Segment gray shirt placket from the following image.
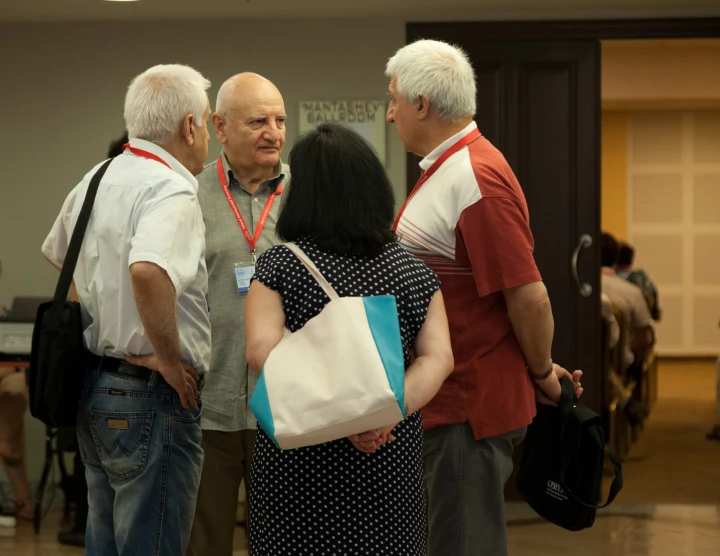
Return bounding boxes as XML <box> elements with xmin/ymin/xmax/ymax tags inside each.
<box><xmin>197</xmin><ymin>152</ymin><xmax>289</xmax><ymax>432</ymax></box>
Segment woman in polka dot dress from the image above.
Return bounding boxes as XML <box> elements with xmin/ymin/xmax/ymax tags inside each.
<box><xmin>245</xmin><ymin>124</ymin><xmax>454</xmax><ymax>555</ymax></box>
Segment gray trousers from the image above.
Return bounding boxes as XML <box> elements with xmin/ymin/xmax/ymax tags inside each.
<box><xmin>423</xmin><ymin>423</ymin><xmax>527</xmax><ymax>556</ymax></box>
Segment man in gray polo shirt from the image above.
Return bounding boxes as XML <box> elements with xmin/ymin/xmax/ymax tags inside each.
<box><xmin>187</xmin><ymin>73</ymin><xmax>289</xmax><ymax>556</ymax></box>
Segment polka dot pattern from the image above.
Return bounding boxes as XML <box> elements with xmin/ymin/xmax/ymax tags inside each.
<box><xmin>249</xmin><ymin>238</ymin><xmax>440</xmax><ymax>555</ymax></box>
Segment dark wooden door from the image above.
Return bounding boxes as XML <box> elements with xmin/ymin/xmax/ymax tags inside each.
<box><xmin>406</xmin><ymin>27</ymin><xmax>602</xmax><ymax>414</ymax></box>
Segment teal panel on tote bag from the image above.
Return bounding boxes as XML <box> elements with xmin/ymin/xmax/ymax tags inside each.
<box><xmin>250</xmin><ymin>371</ymin><xmax>277</xmax><ymax>444</ymax></box>
<box><xmin>362</xmin><ymin>295</ymin><xmax>406</xmax><ymax>419</ymax></box>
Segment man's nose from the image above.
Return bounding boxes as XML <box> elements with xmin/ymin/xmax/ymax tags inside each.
<box><xmin>263</xmin><ymin>124</ymin><xmax>281</xmax><ymax>143</ymax></box>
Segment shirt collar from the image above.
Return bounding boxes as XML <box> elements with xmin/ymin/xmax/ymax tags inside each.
<box><xmin>419</xmin><ymin>121</ymin><xmax>478</xmax><ymax>171</ymax></box>
<box><xmin>127</xmin><ymin>138</ymin><xmax>199</xmax><ymax>192</ymax></box>
<box><xmin>220</xmin><ymin>150</ymin><xmax>285</xmax><ymax>195</ymax></box>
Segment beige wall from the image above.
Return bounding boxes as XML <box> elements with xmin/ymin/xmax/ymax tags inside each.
<box><xmin>602</xmin><ymin>39</ymin><xmax>720</xmax><ymax>107</ymax></box>
<box><xmin>0</xmin><ymin>18</ymin><xmax>407</xmax><ymax>309</ymax></box>
<box><xmin>0</xmin><ymin>18</ymin><xmax>405</xmax><ymax>481</ymax></box>
<box><xmin>600</xmin><ymin>39</ymin><xmax>720</xmax><ymax>244</ymax></box>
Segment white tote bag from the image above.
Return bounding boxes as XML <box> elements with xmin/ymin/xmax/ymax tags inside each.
<box><xmin>249</xmin><ymin>243</ymin><xmax>406</xmax><ymax>450</ymax></box>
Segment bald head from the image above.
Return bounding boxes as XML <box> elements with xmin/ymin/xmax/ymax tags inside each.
<box><xmin>216</xmin><ymin>73</ymin><xmax>282</xmax><ymax>119</ymax></box>
<box><xmin>212</xmin><ymin>72</ymin><xmax>287</xmax><ymax>185</ymax></box>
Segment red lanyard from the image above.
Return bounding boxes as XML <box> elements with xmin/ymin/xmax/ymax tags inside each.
<box><xmin>216</xmin><ymin>155</ymin><xmax>281</xmax><ymax>260</ymax></box>
<box><xmin>393</xmin><ymin>128</ymin><xmax>481</xmax><ymax>231</ymax></box>
<box><xmin>122</xmin><ymin>144</ymin><xmax>172</xmax><ymax>170</ymax></box>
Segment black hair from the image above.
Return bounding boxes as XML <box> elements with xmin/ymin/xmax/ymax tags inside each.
<box><xmin>617</xmin><ymin>242</ymin><xmax>635</xmax><ymax>267</ymax></box>
<box><xmin>276</xmin><ymin>123</ymin><xmax>396</xmax><ymax>258</ymax></box>
<box><xmin>601</xmin><ymin>232</ymin><xmax>619</xmax><ymax>268</ymax></box>
<box><xmin>107</xmin><ymin>131</ymin><xmax>129</xmax><ymax>158</ymax></box>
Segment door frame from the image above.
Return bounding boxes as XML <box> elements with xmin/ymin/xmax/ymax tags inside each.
<box><xmin>405</xmin><ymin>17</ymin><xmax>720</xmax><ymax>194</ymax></box>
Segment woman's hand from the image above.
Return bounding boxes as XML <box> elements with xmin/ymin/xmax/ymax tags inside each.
<box><xmin>348</xmin><ymin>423</ymin><xmax>398</xmax><ymax>453</ymax></box>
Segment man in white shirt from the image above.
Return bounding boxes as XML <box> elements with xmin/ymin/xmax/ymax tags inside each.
<box><xmin>42</xmin><ymin>64</ymin><xmax>212</xmax><ymax>556</ymax></box>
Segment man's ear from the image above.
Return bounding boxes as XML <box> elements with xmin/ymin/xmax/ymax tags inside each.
<box><xmin>181</xmin><ymin>113</ymin><xmax>195</xmax><ymax>146</ymax></box>
<box><xmin>416</xmin><ymin>95</ymin><xmax>430</xmax><ymax>120</ymax></box>
<box><xmin>212</xmin><ymin>112</ymin><xmax>227</xmax><ymax>144</ymax></box>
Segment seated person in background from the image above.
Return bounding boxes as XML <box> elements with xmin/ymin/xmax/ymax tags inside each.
<box><xmin>601</xmin><ymin>292</ymin><xmax>645</xmax><ymax>425</ymax></box>
<box><xmin>601</xmin><ymin>292</ymin><xmax>620</xmax><ymax>350</ymax></box>
<box><xmin>0</xmin><ymin>367</ymin><xmax>34</xmax><ymax>521</ymax></box>
<box><xmin>601</xmin><ymin>232</ymin><xmax>654</xmax><ymax>424</ymax></box>
<box><xmin>616</xmin><ymin>241</ymin><xmax>661</xmax><ymax>321</ymax></box>
<box><xmin>107</xmin><ymin>131</ymin><xmax>129</xmax><ymax>160</ymax></box>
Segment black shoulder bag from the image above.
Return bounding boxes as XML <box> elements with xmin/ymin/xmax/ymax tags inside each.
<box><xmin>516</xmin><ymin>377</ymin><xmax>624</xmax><ymax>531</ymax></box>
<box><xmin>27</xmin><ymin>159</ymin><xmax>113</xmax><ymax>427</ymax></box>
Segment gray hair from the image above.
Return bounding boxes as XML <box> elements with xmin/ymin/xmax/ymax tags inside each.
<box><xmin>124</xmin><ymin>64</ymin><xmax>211</xmax><ymax>145</ymax></box>
<box><xmin>386</xmin><ymin>39</ymin><xmax>476</xmax><ymax>121</ymax></box>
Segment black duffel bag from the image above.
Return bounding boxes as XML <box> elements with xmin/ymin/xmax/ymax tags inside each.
<box><xmin>516</xmin><ymin>376</ymin><xmax>624</xmax><ymax>531</ymax></box>
<box><xmin>28</xmin><ymin>159</ymin><xmax>113</xmax><ymax>428</ymax></box>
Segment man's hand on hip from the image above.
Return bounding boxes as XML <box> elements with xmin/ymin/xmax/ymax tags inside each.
<box><xmin>124</xmin><ymin>354</ymin><xmax>200</xmax><ymax>409</ymax></box>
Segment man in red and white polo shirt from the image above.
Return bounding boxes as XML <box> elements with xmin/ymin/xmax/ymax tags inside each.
<box><xmin>385</xmin><ymin>39</ymin><xmax>584</xmax><ymax>555</ymax></box>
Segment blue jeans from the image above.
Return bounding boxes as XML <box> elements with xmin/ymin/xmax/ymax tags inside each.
<box><xmin>77</xmin><ymin>366</ymin><xmax>203</xmax><ymax>556</ymax></box>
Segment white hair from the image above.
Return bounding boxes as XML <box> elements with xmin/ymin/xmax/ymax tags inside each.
<box><xmin>124</xmin><ymin>64</ymin><xmax>211</xmax><ymax>145</ymax></box>
<box><xmin>386</xmin><ymin>39</ymin><xmax>476</xmax><ymax>121</ymax></box>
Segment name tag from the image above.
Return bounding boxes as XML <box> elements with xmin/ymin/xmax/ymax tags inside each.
<box><xmin>234</xmin><ymin>264</ymin><xmax>256</xmax><ymax>294</ymax></box>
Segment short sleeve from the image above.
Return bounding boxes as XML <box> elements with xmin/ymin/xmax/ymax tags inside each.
<box><xmin>457</xmin><ymin>197</ymin><xmax>541</xmax><ymax>298</ymax></box>
<box><xmin>128</xmin><ymin>187</ymin><xmax>205</xmax><ymax>298</ymax></box>
<box><xmin>252</xmin><ymin>246</ymin><xmax>286</xmax><ymax>293</ymax></box>
<box><xmin>41</xmin><ymin>185</ymin><xmax>80</xmax><ymax>267</ymax></box>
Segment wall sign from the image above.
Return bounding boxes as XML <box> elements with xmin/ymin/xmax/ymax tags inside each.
<box><xmin>299</xmin><ymin>100</ymin><xmax>387</xmax><ymax>164</ymax></box>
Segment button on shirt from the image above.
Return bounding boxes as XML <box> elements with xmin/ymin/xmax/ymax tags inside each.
<box><xmin>41</xmin><ymin>139</ymin><xmax>211</xmax><ymax>374</ymax></box>
<box><xmin>198</xmin><ymin>151</ymin><xmax>289</xmax><ymax>431</ymax></box>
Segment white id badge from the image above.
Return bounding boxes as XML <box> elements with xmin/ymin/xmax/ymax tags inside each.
<box><xmin>234</xmin><ymin>264</ymin><xmax>256</xmax><ymax>294</ymax></box>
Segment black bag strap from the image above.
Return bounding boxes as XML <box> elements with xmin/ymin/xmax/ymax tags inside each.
<box><xmin>562</xmin><ymin>446</ymin><xmax>624</xmax><ymax>510</ymax></box>
<box><xmin>596</xmin><ymin>448</ymin><xmax>624</xmax><ymax>508</ymax></box>
<box><xmin>556</xmin><ymin>377</ymin><xmax>624</xmax><ymax>509</ymax></box>
<box><xmin>556</xmin><ymin>376</ymin><xmax>576</xmax><ymax>440</ymax></box>
<box><xmin>49</xmin><ymin>159</ymin><xmax>114</xmax><ymax>319</ymax></box>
